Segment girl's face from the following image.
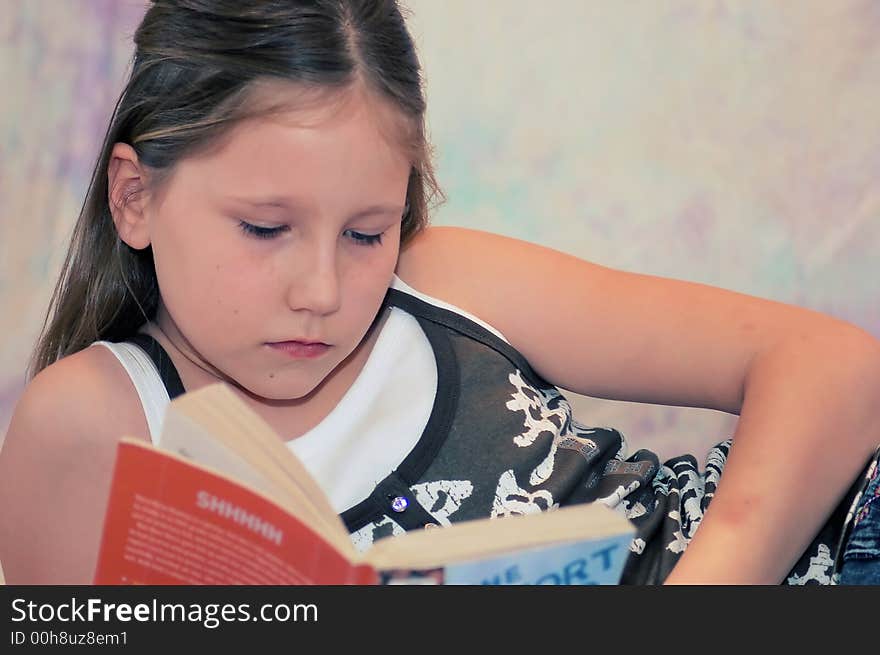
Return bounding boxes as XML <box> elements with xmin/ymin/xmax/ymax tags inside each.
<box><xmin>142</xmin><ymin>89</ymin><xmax>411</xmax><ymax>401</ymax></box>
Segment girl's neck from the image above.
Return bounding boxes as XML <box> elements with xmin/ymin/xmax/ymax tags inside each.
<box><xmin>137</xmin><ymin>304</ymin><xmax>392</xmax><ymax>441</ymax></box>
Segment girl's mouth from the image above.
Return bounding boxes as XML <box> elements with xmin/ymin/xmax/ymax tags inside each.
<box><xmin>266</xmin><ymin>341</ymin><xmax>331</xmax><ymax>359</ymax></box>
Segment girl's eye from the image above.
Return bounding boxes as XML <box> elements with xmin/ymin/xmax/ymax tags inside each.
<box><xmin>237</xmin><ymin>220</ymin><xmax>384</xmax><ymax>246</ymax></box>
<box><xmin>344</xmin><ymin>229</ymin><xmax>384</xmax><ymax>247</ymax></box>
<box><xmin>238</xmin><ymin>220</ymin><xmax>288</xmax><ymax>240</ymax></box>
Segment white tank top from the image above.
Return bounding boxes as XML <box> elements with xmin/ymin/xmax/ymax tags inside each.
<box><xmin>90</xmin><ymin>275</ymin><xmax>507</xmax><ymax>514</ymax></box>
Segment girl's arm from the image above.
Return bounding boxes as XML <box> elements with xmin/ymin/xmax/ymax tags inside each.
<box><xmin>0</xmin><ymin>349</ymin><xmax>149</xmax><ymax>584</ymax></box>
<box><xmin>397</xmin><ymin>226</ymin><xmax>880</xmax><ymax>584</ymax></box>
<box><xmin>663</xmin><ymin>332</ymin><xmax>880</xmax><ymax>583</ymax></box>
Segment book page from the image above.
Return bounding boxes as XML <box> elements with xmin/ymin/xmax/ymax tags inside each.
<box><xmin>158</xmin><ymin>410</ymin><xmax>341</xmax><ymax>548</ymax></box>
<box><xmin>160</xmin><ymin>384</ymin><xmax>355</xmax><ymax>556</ymax></box>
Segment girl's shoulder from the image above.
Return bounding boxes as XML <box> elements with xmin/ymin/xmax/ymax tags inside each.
<box><xmin>395</xmin><ymin>224</ymin><xmax>589</xmax><ymax>351</ymax></box>
<box><xmin>0</xmin><ymin>344</ymin><xmax>151</xmax><ymax>583</ymax></box>
<box><xmin>10</xmin><ymin>343</ymin><xmax>151</xmax><ymax>451</ymax></box>
<box><xmin>396</xmin><ymin>225</ymin><xmax>519</xmax><ymax>318</ymax></box>
<box><xmin>396</xmin><ymin>224</ymin><xmax>589</xmax><ymax>315</ymax></box>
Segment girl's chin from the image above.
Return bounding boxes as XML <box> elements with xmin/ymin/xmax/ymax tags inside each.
<box><xmin>234</xmin><ymin>371</ymin><xmax>329</xmax><ymax>403</ymax></box>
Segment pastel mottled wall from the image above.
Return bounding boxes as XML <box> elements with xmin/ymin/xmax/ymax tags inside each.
<box><xmin>2</xmin><ymin>1</ymin><xmax>878</xmax><ymax>460</ymax></box>
<box><xmin>1</xmin><ymin>0</ymin><xmax>149</xmax><ymax>436</ymax></box>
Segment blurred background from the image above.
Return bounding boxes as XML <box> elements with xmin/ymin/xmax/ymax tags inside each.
<box><xmin>2</xmin><ymin>0</ymin><xmax>879</xmax><ymax>461</ymax></box>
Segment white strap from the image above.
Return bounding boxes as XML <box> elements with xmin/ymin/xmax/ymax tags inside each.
<box><xmin>90</xmin><ymin>341</ymin><xmax>170</xmax><ymax>446</ymax></box>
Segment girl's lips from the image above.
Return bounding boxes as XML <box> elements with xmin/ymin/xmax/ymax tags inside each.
<box><xmin>267</xmin><ymin>341</ymin><xmax>331</xmax><ymax>359</ymax></box>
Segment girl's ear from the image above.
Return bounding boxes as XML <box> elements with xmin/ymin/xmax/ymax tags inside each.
<box><xmin>107</xmin><ymin>143</ymin><xmax>152</xmax><ymax>250</ymax></box>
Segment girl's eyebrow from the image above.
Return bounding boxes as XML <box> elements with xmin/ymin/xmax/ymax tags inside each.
<box><xmin>227</xmin><ymin>195</ymin><xmax>404</xmax><ymax>219</ymax></box>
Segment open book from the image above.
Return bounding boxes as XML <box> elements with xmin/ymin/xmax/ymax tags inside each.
<box><xmin>93</xmin><ymin>383</ymin><xmax>635</xmax><ymax>585</ymax></box>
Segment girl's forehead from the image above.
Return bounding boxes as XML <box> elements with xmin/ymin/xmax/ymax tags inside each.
<box><xmin>165</xmin><ymin>84</ymin><xmax>412</xmax><ymax>208</ymax></box>
<box><xmin>191</xmin><ymin>80</ymin><xmax>413</xmax><ymax>169</ymax></box>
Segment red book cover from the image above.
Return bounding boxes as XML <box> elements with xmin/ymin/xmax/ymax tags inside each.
<box><xmin>93</xmin><ymin>441</ymin><xmax>378</xmax><ymax>585</ymax></box>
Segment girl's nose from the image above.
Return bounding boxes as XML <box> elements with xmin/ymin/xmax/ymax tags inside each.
<box><xmin>285</xmin><ymin>245</ymin><xmax>341</xmax><ymax>315</ymax></box>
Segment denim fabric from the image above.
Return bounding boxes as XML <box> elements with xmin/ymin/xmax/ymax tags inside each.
<box><xmin>838</xmin><ymin>450</ymin><xmax>880</xmax><ymax>585</ymax></box>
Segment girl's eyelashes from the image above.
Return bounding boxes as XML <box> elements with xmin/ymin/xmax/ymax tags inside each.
<box><xmin>343</xmin><ymin>229</ymin><xmax>384</xmax><ymax>247</ymax></box>
<box><xmin>237</xmin><ymin>220</ymin><xmax>384</xmax><ymax>246</ymax></box>
<box><xmin>238</xmin><ymin>220</ymin><xmax>288</xmax><ymax>239</ymax></box>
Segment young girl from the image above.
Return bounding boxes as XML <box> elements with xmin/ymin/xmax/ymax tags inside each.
<box><xmin>1</xmin><ymin>0</ymin><xmax>878</xmax><ymax>585</ymax></box>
